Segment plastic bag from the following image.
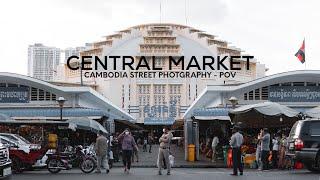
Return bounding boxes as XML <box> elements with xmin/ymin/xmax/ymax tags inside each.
<box><xmin>169</xmin><ymin>155</ymin><xmax>175</xmax><ymax>167</ymax></box>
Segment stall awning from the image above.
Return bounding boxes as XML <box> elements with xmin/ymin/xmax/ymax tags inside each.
<box><xmin>0</xmin><ymin>119</ymin><xmax>68</xmax><ymax>125</ymax></box>
<box><xmin>0</xmin><ymin>107</ymin><xmax>108</xmax><ymax>119</ymax></box>
<box><xmin>192</xmin><ymin>107</ymin><xmax>230</xmax><ymax>121</ymax></box>
<box><xmin>114</xmin><ymin>119</ymin><xmax>143</xmax><ymax>130</ymax></box>
<box><xmin>194</xmin><ymin>116</ymin><xmax>230</xmax><ymax>121</ymax></box>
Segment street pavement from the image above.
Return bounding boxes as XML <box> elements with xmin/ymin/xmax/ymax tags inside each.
<box><xmin>12</xmin><ymin>168</ymin><xmax>320</xmax><ymax>180</ymax></box>
<box><xmin>113</xmin><ymin>144</ymin><xmax>225</xmax><ymax>167</ymax></box>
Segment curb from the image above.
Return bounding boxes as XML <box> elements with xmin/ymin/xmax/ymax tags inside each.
<box><xmin>112</xmin><ymin>164</ymin><xmax>227</xmax><ymax>168</ymax></box>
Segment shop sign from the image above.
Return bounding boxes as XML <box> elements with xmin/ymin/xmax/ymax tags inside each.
<box><xmin>0</xmin><ymin>87</ymin><xmax>29</xmax><ymax>103</ymax></box>
<box><xmin>269</xmin><ymin>86</ymin><xmax>320</xmax><ymax>102</ymax></box>
<box><xmin>143</xmin><ymin>100</ymin><xmax>177</xmax><ymax>125</ymax></box>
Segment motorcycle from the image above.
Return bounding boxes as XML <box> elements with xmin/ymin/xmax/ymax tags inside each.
<box><xmin>46</xmin><ymin>145</ymin><xmax>96</xmax><ymax>174</ymax></box>
<box><xmin>83</xmin><ymin>143</ymin><xmax>114</xmax><ymax>169</ymax></box>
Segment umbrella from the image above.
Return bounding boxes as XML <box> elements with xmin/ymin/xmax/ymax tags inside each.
<box><xmin>305</xmin><ymin>106</ymin><xmax>320</xmax><ymax>119</ymax></box>
<box><xmin>229</xmin><ymin>102</ymin><xmax>301</xmax><ymax>128</ymax></box>
<box><xmin>67</xmin><ymin>117</ymin><xmax>108</xmax><ymax>134</ymax></box>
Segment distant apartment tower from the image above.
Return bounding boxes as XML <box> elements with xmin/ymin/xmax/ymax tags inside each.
<box><xmin>64</xmin><ymin>46</ymin><xmax>86</xmax><ymax>63</ymax></box>
<box><xmin>28</xmin><ymin>43</ymin><xmax>61</xmax><ymax>81</ymax></box>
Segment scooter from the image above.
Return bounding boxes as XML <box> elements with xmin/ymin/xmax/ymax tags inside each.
<box><xmin>46</xmin><ymin>145</ymin><xmax>96</xmax><ymax>174</ymax></box>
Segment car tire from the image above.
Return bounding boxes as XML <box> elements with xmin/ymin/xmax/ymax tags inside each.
<box><xmin>12</xmin><ymin>157</ymin><xmax>23</xmax><ymax>174</ymax></box>
<box><xmin>305</xmin><ymin>163</ymin><xmax>318</xmax><ymax>172</ymax></box>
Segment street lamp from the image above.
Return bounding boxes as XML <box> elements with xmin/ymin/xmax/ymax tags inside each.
<box><xmin>57</xmin><ymin>96</ymin><xmax>66</xmax><ymax>121</ymax></box>
<box><xmin>229</xmin><ymin>96</ymin><xmax>238</xmax><ymax>109</ymax></box>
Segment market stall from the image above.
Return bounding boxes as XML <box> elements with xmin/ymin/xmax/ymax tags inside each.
<box><xmin>228</xmin><ymin>102</ymin><xmax>302</xmax><ymax>168</ymax></box>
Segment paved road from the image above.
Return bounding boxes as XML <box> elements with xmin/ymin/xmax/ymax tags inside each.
<box><xmin>12</xmin><ymin>168</ymin><xmax>320</xmax><ymax>180</ymax></box>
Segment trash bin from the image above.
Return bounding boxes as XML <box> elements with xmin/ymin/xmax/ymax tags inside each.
<box><xmin>188</xmin><ymin>144</ymin><xmax>195</xmax><ymax>161</ymax></box>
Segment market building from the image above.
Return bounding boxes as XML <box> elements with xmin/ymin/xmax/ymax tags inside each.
<box><xmin>0</xmin><ymin>72</ymin><xmax>135</xmax><ymax>134</ymax></box>
<box><xmin>183</xmin><ymin>70</ymin><xmax>320</xmax><ymax>160</ymax></box>
<box><xmin>54</xmin><ymin>23</ymin><xmax>267</xmax><ymax>126</ymax></box>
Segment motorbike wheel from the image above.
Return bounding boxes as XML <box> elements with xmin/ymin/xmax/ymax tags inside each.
<box><xmin>47</xmin><ymin>159</ymin><xmax>62</xmax><ymax>174</ymax></box>
<box><xmin>80</xmin><ymin>158</ymin><xmax>96</xmax><ymax>173</ymax></box>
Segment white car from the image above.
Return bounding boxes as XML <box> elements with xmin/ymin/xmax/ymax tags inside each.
<box><xmin>0</xmin><ymin>141</ymin><xmax>12</xmax><ymax>179</ymax></box>
<box><xmin>0</xmin><ymin>133</ymin><xmax>41</xmax><ymax>150</ymax></box>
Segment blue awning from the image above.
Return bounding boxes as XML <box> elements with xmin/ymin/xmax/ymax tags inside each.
<box><xmin>0</xmin><ymin>107</ymin><xmax>108</xmax><ymax>118</ymax></box>
<box><xmin>192</xmin><ymin>107</ymin><xmax>230</xmax><ymax>116</ymax></box>
<box><xmin>144</xmin><ymin>117</ymin><xmax>175</xmax><ymax>125</ymax></box>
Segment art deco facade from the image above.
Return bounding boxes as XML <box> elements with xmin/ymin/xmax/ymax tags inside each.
<box><xmin>55</xmin><ymin>23</ymin><xmax>267</xmax><ymax>124</ymax></box>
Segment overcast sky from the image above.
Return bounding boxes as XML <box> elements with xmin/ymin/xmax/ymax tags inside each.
<box><xmin>0</xmin><ymin>0</ymin><xmax>319</xmax><ymax>75</ymax></box>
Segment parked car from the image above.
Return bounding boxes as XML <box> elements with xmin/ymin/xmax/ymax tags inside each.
<box><xmin>0</xmin><ymin>136</ymin><xmax>47</xmax><ymax>173</ymax></box>
<box><xmin>0</xmin><ymin>141</ymin><xmax>12</xmax><ymax>179</ymax></box>
<box><xmin>0</xmin><ymin>133</ymin><xmax>41</xmax><ymax>150</ymax></box>
<box><xmin>287</xmin><ymin>119</ymin><xmax>320</xmax><ymax>172</ymax></box>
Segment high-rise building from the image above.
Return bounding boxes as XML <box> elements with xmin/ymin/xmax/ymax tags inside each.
<box><xmin>28</xmin><ymin>43</ymin><xmax>61</xmax><ymax>81</ymax></box>
<box><xmin>64</xmin><ymin>46</ymin><xmax>86</xmax><ymax>63</ymax></box>
<box><xmin>55</xmin><ymin>23</ymin><xmax>267</xmax><ymax>125</ymax></box>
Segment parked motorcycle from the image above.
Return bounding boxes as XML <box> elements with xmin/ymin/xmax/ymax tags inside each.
<box><xmin>46</xmin><ymin>145</ymin><xmax>96</xmax><ymax>174</ymax></box>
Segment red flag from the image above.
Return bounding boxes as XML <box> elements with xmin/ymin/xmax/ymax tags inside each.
<box><xmin>295</xmin><ymin>39</ymin><xmax>305</xmax><ymax>64</ymax></box>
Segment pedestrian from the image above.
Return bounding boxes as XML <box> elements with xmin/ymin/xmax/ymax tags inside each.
<box><xmin>148</xmin><ymin>133</ymin><xmax>154</xmax><ymax>153</ymax></box>
<box><xmin>278</xmin><ymin>133</ymin><xmax>287</xmax><ymax>169</ymax></box>
<box><xmin>229</xmin><ymin>126</ymin><xmax>244</xmax><ymax>176</ymax></box>
<box><xmin>259</xmin><ymin>128</ymin><xmax>271</xmax><ymax>170</ymax></box>
<box><xmin>272</xmin><ymin>133</ymin><xmax>280</xmax><ymax>169</ymax></box>
<box><xmin>211</xmin><ymin>135</ymin><xmax>219</xmax><ymax>162</ymax></box>
<box><xmin>256</xmin><ymin>130</ymin><xmax>262</xmax><ymax>170</ymax></box>
<box><xmin>111</xmin><ymin>133</ymin><xmax>120</xmax><ymax>162</ymax></box>
<box><xmin>157</xmin><ymin>126</ymin><xmax>173</xmax><ymax>175</ymax></box>
<box><xmin>118</xmin><ymin>128</ymin><xmax>138</xmax><ymax>174</ymax></box>
<box><xmin>143</xmin><ymin>137</ymin><xmax>148</xmax><ymax>152</ymax></box>
<box><xmin>132</xmin><ymin>145</ymin><xmax>139</xmax><ymax>162</ymax></box>
<box><xmin>94</xmin><ymin>130</ymin><xmax>110</xmax><ymax>174</ymax></box>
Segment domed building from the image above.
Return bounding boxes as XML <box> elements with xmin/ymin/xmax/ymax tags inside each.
<box><xmin>55</xmin><ymin>23</ymin><xmax>267</xmax><ymax>126</ymax></box>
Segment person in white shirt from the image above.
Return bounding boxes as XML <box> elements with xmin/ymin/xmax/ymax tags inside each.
<box><xmin>272</xmin><ymin>133</ymin><xmax>280</xmax><ymax>169</ymax></box>
<box><xmin>211</xmin><ymin>135</ymin><xmax>219</xmax><ymax>162</ymax></box>
<box><xmin>229</xmin><ymin>126</ymin><xmax>244</xmax><ymax>176</ymax></box>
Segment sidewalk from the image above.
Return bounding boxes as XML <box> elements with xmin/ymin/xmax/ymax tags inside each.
<box><xmin>113</xmin><ymin>145</ymin><xmax>226</xmax><ymax>168</ymax></box>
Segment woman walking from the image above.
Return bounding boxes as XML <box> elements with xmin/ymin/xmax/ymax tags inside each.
<box><xmin>118</xmin><ymin>128</ymin><xmax>138</xmax><ymax>173</ymax></box>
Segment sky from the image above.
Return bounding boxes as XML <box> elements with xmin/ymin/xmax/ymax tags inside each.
<box><xmin>0</xmin><ymin>0</ymin><xmax>319</xmax><ymax>75</ymax></box>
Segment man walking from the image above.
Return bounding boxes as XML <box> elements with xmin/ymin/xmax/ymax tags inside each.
<box><xmin>95</xmin><ymin>130</ymin><xmax>109</xmax><ymax>174</ymax></box>
<box><xmin>229</xmin><ymin>126</ymin><xmax>243</xmax><ymax>176</ymax></box>
<box><xmin>260</xmin><ymin>128</ymin><xmax>271</xmax><ymax>170</ymax></box>
<box><xmin>157</xmin><ymin>126</ymin><xmax>173</xmax><ymax>175</ymax></box>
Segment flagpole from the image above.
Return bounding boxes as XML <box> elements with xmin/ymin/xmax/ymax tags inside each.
<box><xmin>304</xmin><ymin>37</ymin><xmax>306</xmax><ymax>70</ymax></box>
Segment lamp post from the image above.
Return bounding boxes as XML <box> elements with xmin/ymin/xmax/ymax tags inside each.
<box><xmin>57</xmin><ymin>97</ymin><xmax>66</xmax><ymax>121</ymax></box>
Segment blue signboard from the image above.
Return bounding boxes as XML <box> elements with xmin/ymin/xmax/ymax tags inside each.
<box><xmin>269</xmin><ymin>86</ymin><xmax>320</xmax><ymax>102</ymax></box>
<box><xmin>0</xmin><ymin>87</ymin><xmax>30</xmax><ymax>103</ymax></box>
<box><xmin>143</xmin><ymin>100</ymin><xmax>178</xmax><ymax>125</ymax></box>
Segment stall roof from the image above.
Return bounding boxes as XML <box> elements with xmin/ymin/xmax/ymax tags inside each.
<box><xmin>0</xmin><ymin>119</ymin><xmax>68</xmax><ymax>125</ymax></box>
<box><xmin>0</xmin><ymin>72</ymin><xmax>135</xmax><ymax>122</ymax></box>
<box><xmin>183</xmin><ymin>70</ymin><xmax>320</xmax><ymax>119</ymax></box>
<box><xmin>0</xmin><ymin>107</ymin><xmax>108</xmax><ymax>119</ymax></box>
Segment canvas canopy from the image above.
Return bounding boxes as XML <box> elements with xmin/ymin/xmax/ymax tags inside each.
<box><xmin>305</xmin><ymin>106</ymin><xmax>320</xmax><ymax>119</ymax></box>
<box><xmin>229</xmin><ymin>102</ymin><xmax>300</xmax><ymax>128</ymax></box>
